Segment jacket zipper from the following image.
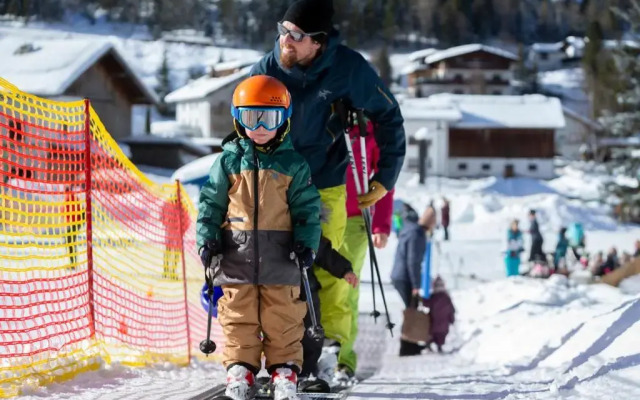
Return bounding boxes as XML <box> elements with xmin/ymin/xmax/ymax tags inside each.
<box><xmin>252</xmin><ymin>144</ymin><xmax>260</xmax><ymax>285</ymax></box>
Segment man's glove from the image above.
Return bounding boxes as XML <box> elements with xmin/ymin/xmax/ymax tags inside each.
<box><xmin>199</xmin><ymin>240</ymin><xmax>222</xmax><ymax>269</ymax></box>
<box><xmin>357</xmin><ymin>180</ymin><xmax>388</xmax><ymax>209</ymax></box>
<box><xmin>294</xmin><ymin>242</ymin><xmax>315</xmax><ymax>270</ymax></box>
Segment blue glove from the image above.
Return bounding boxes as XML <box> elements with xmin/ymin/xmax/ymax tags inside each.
<box><xmin>294</xmin><ymin>242</ymin><xmax>315</xmax><ymax>270</ymax></box>
<box><xmin>199</xmin><ymin>240</ymin><xmax>222</xmax><ymax>269</ymax></box>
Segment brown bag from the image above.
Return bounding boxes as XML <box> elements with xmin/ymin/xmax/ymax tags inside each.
<box><xmin>401</xmin><ymin>296</ymin><xmax>431</xmax><ymax>344</ymax></box>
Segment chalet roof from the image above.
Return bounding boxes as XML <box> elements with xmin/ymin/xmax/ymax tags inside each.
<box><xmin>401</xmin><ymin>94</ymin><xmax>565</xmax><ymax>129</ymax></box>
<box><xmin>562</xmin><ymin>106</ymin><xmax>601</xmax><ymax>130</ymax></box>
<box><xmin>531</xmin><ymin>42</ymin><xmax>564</xmax><ymax>53</ymax></box>
<box><xmin>208</xmin><ymin>56</ymin><xmax>262</xmax><ymax>72</ymax></box>
<box><xmin>164</xmin><ymin>66</ymin><xmax>250</xmax><ymax>103</ymax></box>
<box><xmin>408</xmin><ymin>48</ymin><xmax>438</xmax><ymax>62</ymax></box>
<box><xmin>424</xmin><ymin>44</ymin><xmax>518</xmax><ymax>65</ymax></box>
<box><xmin>0</xmin><ymin>37</ymin><xmax>158</xmax><ymax>104</ymax></box>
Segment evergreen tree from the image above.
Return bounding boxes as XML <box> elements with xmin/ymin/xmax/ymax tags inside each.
<box><xmin>375</xmin><ymin>45</ymin><xmax>393</xmax><ymax>87</ymax></box>
<box><xmin>599</xmin><ymin>1</ymin><xmax>640</xmax><ymax>222</ymax></box>
<box><xmin>156</xmin><ymin>48</ymin><xmax>172</xmax><ymax>115</ymax></box>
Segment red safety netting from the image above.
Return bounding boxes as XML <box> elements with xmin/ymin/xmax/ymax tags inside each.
<box><xmin>0</xmin><ymin>78</ymin><xmax>224</xmax><ymax>398</ymax></box>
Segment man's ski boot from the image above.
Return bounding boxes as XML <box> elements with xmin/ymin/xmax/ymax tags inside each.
<box><xmin>332</xmin><ymin>364</ymin><xmax>357</xmax><ymax>388</ymax></box>
<box><xmin>316</xmin><ymin>341</ymin><xmax>340</xmax><ymax>383</ymax></box>
<box><xmin>224</xmin><ymin>365</ymin><xmax>255</xmax><ymax>400</ymax></box>
<box><xmin>297</xmin><ymin>374</ymin><xmax>331</xmax><ymax>393</ymax></box>
<box><xmin>271</xmin><ymin>367</ymin><xmax>298</xmax><ymax>400</ymax></box>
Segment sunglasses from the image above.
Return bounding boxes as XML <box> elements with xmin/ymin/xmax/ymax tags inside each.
<box><xmin>277</xmin><ymin>22</ymin><xmax>326</xmax><ymax>42</ymax></box>
<box><xmin>231</xmin><ymin>107</ymin><xmax>291</xmax><ymax>131</ymax></box>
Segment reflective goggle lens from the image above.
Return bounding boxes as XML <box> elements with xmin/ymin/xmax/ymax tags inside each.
<box><xmin>277</xmin><ymin>22</ymin><xmax>304</xmax><ymax>42</ymax></box>
<box><xmin>238</xmin><ymin>108</ymin><xmax>284</xmax><ymax>130</ymax></box>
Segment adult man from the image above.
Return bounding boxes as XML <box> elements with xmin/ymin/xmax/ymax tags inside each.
<box><xmin>251</xmin><ymin>0</ymin><xmax>405</xmax><ymax>386</ymax></box>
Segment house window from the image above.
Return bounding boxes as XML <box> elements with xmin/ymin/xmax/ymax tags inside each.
<box><xmin>540</xmin><ymin>53</ymin><xmax>549</xmax><ymax>61</ymax></box>
<box><xmin>482</xmin><ymin>163</ymin><xmax>490</xmax><ymax>171</ymax></box>
<box><xmin>492</xmin><ymin>90</ymin><xmax>502</xmax><ymax>95</ymax></box>
<box><xmin>458</xmin><ymin>163</ymin><xmax>467</xmax><ymax>171</ymax></box>
<box><xmin>528</xmin><ymin>164</ymin><xmax>538</xmax><ymax>172</ymax></box>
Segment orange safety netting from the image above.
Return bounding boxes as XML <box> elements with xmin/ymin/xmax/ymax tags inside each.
<box><xmin>0</xmin><ymin>78</ymin><xmax>224</xmax><ymax>398</ymax></box>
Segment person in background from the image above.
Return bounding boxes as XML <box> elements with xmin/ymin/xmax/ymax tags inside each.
<box><xmin>505</xmin><ymin>219</ymin><xmax>524</xmax><ymax>277</ymax></box>
<box><xmin>554</xmin><ymin>227</ymin><xmax>569</xmax><ymax>271</ymax></box>
<box><xmin>567</xmin><ymin>222</ymin><xmax>586</xmax><ymax>261</ymax></box>
<box><xmin>391</xmin><ymin>203</ymin><xmax>426</xmax><ymax>308</ymax></box>
<box><xmin>440</xmin><ymin>198</ymin><xmax>450</xmax><ymax>241</ymax></box>
<box><xmin>424</xmin><ymin>276</ymin><xmax>455</xmax><ymax>353</ymax></box>
<box><xmin>590</xmin><ymin>251</ymin><xmax>604</xmax><ymax>274</ymax></box>
<box><xmin>634</xmin><ymin>240</ymin><xmax>640</xmax><ymax>258</ymax></box>
<box><xmin>528</xmin><ymin>209</ymin><xmax>545</xmax><ymax>263</ymax></box>
<box><xmin>419</xmin><ymin>201</ymin><xmax>437</xmax><ymax>237</ymax></box>
<box><xmin>595</xmin><ymin>247</ymin><xmax>620</xmax><ymax>277</ymax></box>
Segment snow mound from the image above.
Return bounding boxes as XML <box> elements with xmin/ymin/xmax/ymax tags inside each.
<box><xmin>476</xmin><ymin>177</ymin><xmax>558</xmax><ymax>197</ymax></box>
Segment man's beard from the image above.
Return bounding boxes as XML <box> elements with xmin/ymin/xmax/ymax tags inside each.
<box><xmin>280</xmin><ymin>45</ymin><xmax>297</xmax><ymax>69</ymax></box>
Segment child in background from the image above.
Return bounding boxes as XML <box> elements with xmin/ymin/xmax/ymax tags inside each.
<box><xmin>424</xmin><ymin>276</ymin><xmax>455</xmax><ymax>353</ymax></box>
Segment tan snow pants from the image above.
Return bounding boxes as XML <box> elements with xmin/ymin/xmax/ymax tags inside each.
<box><xmin>218</xmin><ymin>284</ymin><xmax>306</xmax><ymax>372</ymax></box>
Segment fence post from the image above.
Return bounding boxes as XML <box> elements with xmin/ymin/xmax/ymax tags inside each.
<box><xmin>83</xmin><ymin>99</ymin><xmax>96</xmax><ymax>338</ymax></box>
<box><xmin>176</xmin><ymin>180</ymin><xmax>192</xmax><ymax>363</ymax></box>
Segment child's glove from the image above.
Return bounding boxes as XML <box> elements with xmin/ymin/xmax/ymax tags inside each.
<box><xmin>294</xmin><ymin>242</ymin><xmax>315</xmax><ymax>270</ymax></box>
<box><xmin>199</xmin><ymin>240</ymin><xmax>222</xmax><ymax>269</ymax></box>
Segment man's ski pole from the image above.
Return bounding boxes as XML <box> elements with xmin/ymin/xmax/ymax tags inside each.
<box><xmin>355</xmin><ymin>109</ymin><xmax>395</xmax><ymax>336</ymax></box>
<box><xmin>338</xmin><ymin>105</ymin><xmax>379</xmax><ymax>322</ymax></box>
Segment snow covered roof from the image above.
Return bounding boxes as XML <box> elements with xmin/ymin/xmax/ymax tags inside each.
<box><xmin>531</xmin><ymin>42</ymin><xmax>564</xmax><ymax>53</ymax></box>
<box><xmin>408</xmin><ymin>48</ymin><xmax>438</xmax><ymax>62</ymax></box>
<box><xmin>424</xmin><ymin>44</ymin><xmax>518</xmax><ymax>65</ymax></box>
<box><xmin>0</xmin><ymin>37</ymin><xmax>158</xmax><ymax>103</ymax></box>
<box><xmin>562</xmin><ymin>106</ymin><xmax>601</xmax><ymax>130</ymax></box>
<box><xmin>209</xmin><ymin>57</ymin><xmax>261</xmax><ymax>72</ymax></box>
<box><xmin>402</xmin><ymin>94</ymin><xmax>565</xmax><ymax>129</ymax></box>
<box><xmin>164</xmin><ymin>66</ymin><xmax>250</xmax><ymax>103</ymax></box>
<box><xmin>400</xmin><ymin>97</ymin><xmax>462</xmax><ymax>121</ymax></box>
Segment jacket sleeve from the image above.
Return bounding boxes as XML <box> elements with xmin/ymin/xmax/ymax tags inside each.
<box><xmin>249</xmin><ymin>54</ymin><xmax>269</xmax><ymax>76</ymax></box>
<box><xmin>407</xmin><ymin>232</ymin><xmax>426</xmax><ymax>290</ymax></box>
<box><xmin>287</xmin><ymin>160</ymin><xmax>322</xmax><ymax>252</ymax></box>
<box><xmin>196</xmin><ymin>154</ymin><xmax>230</xmax><ymax>248</ymax></box>
<box><xmin>372</xmin><ymin>188</ymin><xmax>394</xmax><ymax>235</ymax></box>
<box><xmin>348</xmin><ymin>54</ymin><xmax>405</xmax><ymax>191</ymax></box>
<box><xmin>315</xmin><ymin>236</ymin><xmax>353</xmax><ymax>278</ymax></box>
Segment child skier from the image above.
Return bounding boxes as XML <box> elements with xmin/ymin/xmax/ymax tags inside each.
<box><xmin>424</xmin><ymin>276</ymin><xmax>455</xmax><ymax>353</ymax></box>
<box><xmin>197</xmin><ymin>75</ymin><xmax>322</xmax><ymax>400</ymax></box>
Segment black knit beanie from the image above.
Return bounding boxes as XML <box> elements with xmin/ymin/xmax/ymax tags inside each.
<box><xmin>281</xmin><ymin>0</ymin><xmax>334</xmax><ymax>34</ymax></box>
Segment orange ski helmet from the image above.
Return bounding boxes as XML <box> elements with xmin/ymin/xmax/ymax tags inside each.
<box><xmin>232</xmin><ymin>75</ymin><xmax>291</xmax><ymax>110</ymax></box>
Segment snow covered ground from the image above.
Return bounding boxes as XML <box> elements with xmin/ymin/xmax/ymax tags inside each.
<box><xmin>12</xmin><ymin>162</ymin><xmax>640</xmax><ymax>399</ymax></box>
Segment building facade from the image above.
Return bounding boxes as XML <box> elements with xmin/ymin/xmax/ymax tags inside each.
<box><xmin>401</xmin><ymin>94</ymin><xmax>565</xmax><ymax>179</ymax></box>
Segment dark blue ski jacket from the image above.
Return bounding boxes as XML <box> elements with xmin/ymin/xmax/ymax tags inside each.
<box><xmin>250</xmin><ymin>30</ymin><xmax>405</xmax><ymax>190</ymax></box>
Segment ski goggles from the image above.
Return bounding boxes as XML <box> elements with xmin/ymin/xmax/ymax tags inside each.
<box><xmin>231</xmin><ymin>106</ymin><xmax>291</xmax><ymax>131</ymax></box>
<box><xmin>277</xmin><ymin>22</ymin><xmax>326</xmax><ymax>42</ymax></box>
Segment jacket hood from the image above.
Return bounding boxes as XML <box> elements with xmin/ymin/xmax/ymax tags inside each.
<box><xmin>273</xmin><ymin>29</ymin><xmax>340</xmax><ymax>83</ymax></box>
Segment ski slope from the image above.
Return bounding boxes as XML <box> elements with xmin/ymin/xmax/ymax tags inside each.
<box><xmin>14</xmin><ymin>166</ymin><xmax>640</xmax><ymax>399</ymax></box>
